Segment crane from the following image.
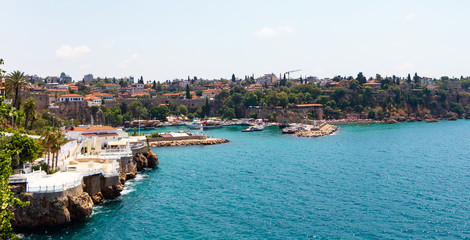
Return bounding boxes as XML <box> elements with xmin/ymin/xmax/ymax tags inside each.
<box><xmin>284</xmin><ymin>69</ymin><xmax>302</xmax><ymax>80</ymax></box>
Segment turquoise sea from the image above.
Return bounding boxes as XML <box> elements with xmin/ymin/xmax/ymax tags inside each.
<box><xmin>22</xmin><ymin>121</ymin><xmax>470</xmax><ymax>239</ymax></box>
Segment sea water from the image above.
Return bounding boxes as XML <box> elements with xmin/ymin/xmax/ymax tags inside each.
<box><xmin>22</xmin><ymin>121</ymin><xmax>470</xmax><ymax>239</ymax></box>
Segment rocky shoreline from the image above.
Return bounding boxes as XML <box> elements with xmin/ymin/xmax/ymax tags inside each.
<box><xmin>11</xmin><ymin>149</ymin><xmax>159</xmax><ymax>229</ymax></box>
<box><xmin>149</xmin><ymin>138</ymin><xmax>229</xmax><ymax>147</ymax></box>
<box><xmin>293</xmin><ymin>124</ymin><xmax>339</xmax><ymax>138</ymax></box>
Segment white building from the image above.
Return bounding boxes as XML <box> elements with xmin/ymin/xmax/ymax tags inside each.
<box><xmin>66</xmin><ymin>126</ymin><xmax>120</xmax><ymax>147</ymax></box>
<box><xmin>85</xmin><ymin>96</ymin><xmax>102</xmax><ymax>107</ymax></box>
<box><xmin>91</xmin><ymin>93</ymin><xmax>114</xmax><ymax>102</ymax></box>
<box><xmin>58</xmin><ymin>94</ymin><xmax>84</xmax><ymax>102</ymax></box>
<box><xmin>131</xmin><ymin>83</ymin><xmax>144</xmax><ymax>95</ymax></box>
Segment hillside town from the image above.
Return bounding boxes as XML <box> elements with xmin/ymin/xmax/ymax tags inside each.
<box><xmin>5</xmin><ymin>70</ymin><xmax>470</xmax><ymax>128</ymax></box>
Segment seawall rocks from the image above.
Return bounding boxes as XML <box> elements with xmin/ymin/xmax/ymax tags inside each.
<box><xmin>293</xmin><ymin>124</ymin><xmax>338</xmax><ymax>138</ymax></box>
<box><xmin>149</xmin><ymin>138</ymin><xmax>229</xmax><ymax>147</ymax></box>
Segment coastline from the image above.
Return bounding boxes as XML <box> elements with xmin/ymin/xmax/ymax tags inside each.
<box><xmin>11</xmin><ymin>148</ymin><xmax>159</xmax><ymax>230</ymax></box>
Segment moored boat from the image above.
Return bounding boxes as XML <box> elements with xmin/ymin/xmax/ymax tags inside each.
<box><xmin>282</xmin><ymin>127</ymin><xmax>296</xmax><ymax>134</ymax></box>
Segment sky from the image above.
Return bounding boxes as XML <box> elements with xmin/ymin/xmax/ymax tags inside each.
<box><xmin>1</xmin><ymin>0</ymin><xmax>470</xmax><ymax>82</ymax></box>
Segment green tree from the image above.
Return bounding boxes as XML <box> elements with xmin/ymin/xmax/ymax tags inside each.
<box><xmin>104</xmin><ymin>107</ymin><xmax>123</xmax><ymax>126</ymax></box>
<box><xmin>176</xmin><ymin>104</ymin><xmax>188</xmax><ymax>116</ymax></box>
<box><xmin>150</xmin><ymin>105</ymin><xmax>169</xmax><ymax>121</ymax></box>
<box><xmin>127</xmin><ymin>101</ymin><xmax>148</xmax><ymax>119</ymax></box>
<box><xmin>40</xmin><ymin>127</ymin><xmax>55</xmax><ymax>173</ymax></box>
<box><xmin>185</xmin><ymin>84</ymin><xmax>192</xmax><ymax>99</ymax></box>
<box><xmin>50</xmin><ymin>129</ymin><xmax>66</xmax><ymax>171</ymax></box>
<box><xmin>231</xmin><ymin>74</ymin><xmax>236</xmax><ymax>82</ymax></box>
<box><xmin>0</xmin><ymin>150</ymin><xmax>29</xmax><ymax>239</ymax></box>
<box><xmin>349</xmin><ymin>79</ymin><xmax>361</xmax><ymax>92</ymax></box>
<box><xmin>23</xmin><ymin>98</ymin><xmax>36</xmax><ymax>130</ymax></box>
<box><xmin>6</xmin><ymin>71</ymin><xmax>29</xmax><ymax>109</ymax></box>
<box><xmin>413</xmin><ymin>73</ymin><xmax>420</xmax><ymax>84</ymax></box>
<box><xmin>450</xmin><ymin>102</ymin><xmax>465</xmax><ymax>116</ymax></box>
<box><xmin>203</xmin><ymin>98</ymin><xmax>211</xmax><ymax>117</ymax></box>
<box><xmin>356</xmin><ymin>72</ymin><xmax>366</xmax><ymax>84</ymax></box>
<box><xmin>4</xmin><ymin>133</ymin><xmax>42</xmax><ymax>168</ymax></box>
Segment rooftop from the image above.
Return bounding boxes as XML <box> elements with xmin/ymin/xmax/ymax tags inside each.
<box><xmin>71</xmin><ymin>126</ymin><xmax>117</xmax><ymax>132</ymax></box>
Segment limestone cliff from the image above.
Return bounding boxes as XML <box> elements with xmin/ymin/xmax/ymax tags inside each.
<box><xmin>12</xmin><ymin>150</ymin><xmax>159</xmax><ymax>229</ymax></box>
<box><xmin>12</xmin><ymin>185</ymin><xmax>93</xmax><ymax>229</ymax></box>
<box><xmin>134</xmin><ymin>151</ymin><xmax>159</xmax><ymax>171</ymax></box>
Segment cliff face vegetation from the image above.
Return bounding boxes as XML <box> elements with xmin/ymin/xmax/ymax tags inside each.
<box><xmin>12</xmin><ymin>185</ymin><xmax>93</xmax><ymax>228</ymax></box>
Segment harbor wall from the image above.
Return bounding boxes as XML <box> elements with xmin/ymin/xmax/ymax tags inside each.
<box><xmin>148</xmin><ymin>135</ymin><xmax>207</xmax><ymax>142</ymax></box>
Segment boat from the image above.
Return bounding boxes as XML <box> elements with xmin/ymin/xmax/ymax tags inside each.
<box><xmin>189</xmin><ymin>120</ymin><xmax>222</xmax><ymax>129</ymax></box>
<box><xmin>144</xmin><ymin>121</ymin><xmax>157</xmax><ymax>130</ymax></box>
<box><xmin>253</xmin><ymin>124</ymin><xmax>264</xmax><ymax>131</ymax></box>
<box><xmin>186</xmin><ymin>120</ymin><xmax>202</xmax><ymax>128</ymax></box>
<box><xmin>242</xmin><ymin>126</ymin><xmax>255</xmax><ymax>132</ymax></box>
<box><xmin>242</xmin><ymin>124</ymin><xmax>264</xmax><ymax>132</ymax></box>
<box><xmin>282</xmin><ymin>127</ymin><xmax>296</xmax><ymax>134</ymax></box>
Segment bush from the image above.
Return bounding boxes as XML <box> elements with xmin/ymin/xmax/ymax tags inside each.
<box><xmin>450</xmin><ymin>102</ymin><xmax>466</xmax><ymax>116</ymax></box>
<box><xmin>151</xmin><ymin>132</ymin><xmax>161</xmax><ymax>138</ymax></box>
<box><xmin>368</xmin><ymin>111</ymin><xmax>376</xmax><ymax>119</ymax></box>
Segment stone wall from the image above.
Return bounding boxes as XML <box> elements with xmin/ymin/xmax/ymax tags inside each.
<box><xmin>49</xmin><ymin>101</ymin><xmax>88</xmax><ymax>122</ymax></box>
<box><xmin>22</xmin><ymin>93</ymin><xmax>50</xmax><ymax>113</ymax></box>
<box><xmin>82</xmin><ymin>174</ymin><xmax>102</xmax><ymax>197</ymax></box>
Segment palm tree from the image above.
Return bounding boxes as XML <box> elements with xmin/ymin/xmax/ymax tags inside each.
<box><xmin>6</xmin><ymin>70</ymin><xmax>29</xmax><ymax>109</ymax></box>
<box><xmin>29</xmin><ymin>112</ymin><xmax>37</xmax><ymax>130</ymax></box>
<box><xmin>41</xmin><ymin>127</ymin><xmax>54</xmax><ymax>173</ymax></box>
<box><xmin>52</xmin><ymin>129</ymin><xmax>66</xmax><ymax>171</ymax></box>
<box><xmin>23</xmin><ymin>97</ymin><xmax>36</xmax><ymax>130</ymax></box>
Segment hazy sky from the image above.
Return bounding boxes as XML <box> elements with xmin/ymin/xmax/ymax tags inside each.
<box><xmin>2</xmin><ymin>0</ymin><xmax>469</xmax><ymax>82</ymax></box>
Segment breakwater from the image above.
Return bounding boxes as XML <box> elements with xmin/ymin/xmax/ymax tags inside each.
<box><xmin>293</xmin><ymin>123</ymin><xmax>338</xmax><ymax>137</ymax></box>
<box><xmin>149</xmin><ymin>138</ymin><xmax>229</xmax><ymax>147</ymax></box>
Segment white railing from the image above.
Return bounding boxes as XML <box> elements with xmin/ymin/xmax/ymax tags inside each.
<box><xmin>9</xmin><ymin>177</ymin><xmax>27</xmax><ymax>184</ymax></box>
<box><xmin>26</xmin><ymin>178</ymin><xmax>82</xmax><ymax>193</ymax></box>
<box><xmin>81</xmin><ymin>168</ymin><xmax>105</xmax><ymax>177</ymax></box>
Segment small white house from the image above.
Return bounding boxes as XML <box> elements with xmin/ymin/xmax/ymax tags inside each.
<box><xmin>58</xmin><ymin>94</ymin><xmax>84</xmax><ymax>102</ymax></box>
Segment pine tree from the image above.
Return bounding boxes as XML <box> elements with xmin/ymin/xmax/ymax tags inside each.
<box><xmin>413</xmin><ymin>73</ymin><xmax>420</xmax><ymax>84</ymax></box>
<box><xmin>185</xmin><ymin>84</ymin><xmax>192</xmax><ymax>99</ymax></box>
<box><xmin>231</xmin><ymin>74</ymin><xmax>236</xmax><ymax>82</ymax></box>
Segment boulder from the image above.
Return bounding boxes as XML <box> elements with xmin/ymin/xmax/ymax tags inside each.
<box><xmin>382</xmin><ymin>118</ymin><xmax>398</xmax><ymax>124</ymax></box>
<box><xmin>144</xmin><ymin>151</ymin><xmax>159</xmax><ymax>168</ymax></box>
<box><xmin>101</xmin><ymin>185</ymin><xmax>121</xmax><ymax>199</ymax></box>
<box><xmin>134</xmin><ymin>153</ymin><xmax>148</xmax><ymax>171</ymax></box>
<box><xmin>425</xmin><ymin>118</ymin><xmax>439</xmax><ymax>123</ymax></box>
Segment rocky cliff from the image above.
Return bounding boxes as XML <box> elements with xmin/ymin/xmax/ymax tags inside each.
<box><xmin>12</xmin><ymin>184</ymin><xmax>93</xmax><ymax>229</ymax></box>
<box><xmin>11</xmin><ymin>150</ymin><xmax>160</xmax><ymax>229</ymax></box>
<box><xmin>134</xmin><ymin>150</ymin><xmax>159</xmax><ymax>171</ymax></box>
